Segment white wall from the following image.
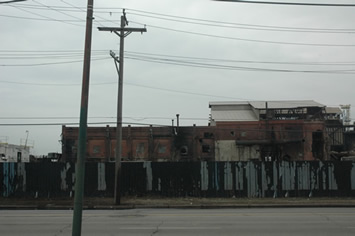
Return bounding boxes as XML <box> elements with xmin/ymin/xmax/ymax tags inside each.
<box><xmin>0</xmin><ymin>144</ymin><xmax>30</xmax><ymax>162</ymax></box>
<box><xmin>215</xmin><ymin>140</ymin><xmax>259</xmax><ymax>161</ymax></box>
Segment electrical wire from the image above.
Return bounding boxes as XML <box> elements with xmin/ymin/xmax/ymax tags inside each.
<box><xmin>4</xmin><ymin>5</ymin><xmax>355</xmax><ymax>47</ymax></box>
<box><xmin>8</xmin><ymin>4</ymin><xmax>84</xmax><ymax>27</ymax></box>
<box><xmin>0</xmin><ymin>80</ymin><xmax>115</xmax><ymax>86</ymax></box>
<box><xmin>3</xmin><ymin>1</ymin><xmax>355</xmax><ymax>37</ymax></box>
<box><xmin>128</xmin><ymin>12</ymin><xmax>355</xmax><ymax>34</ymax></box>
<box><xmin>0</xmin><ymin>116</ymin><xmax>209</xmax><ymax>121</ymax></box>
<box><xmin>125</xmin><ymin>82</ymin><xmax>246</xmax><ymax>100</ymax></box>
<box><xmin>130</xmin><ymin>21</ymin><xmax>355</xmax><ymax>47</ymax></box>
<box><xmin>213</xmin><ymin>0</ymin><xmax>355</xmax><ymax>7</ymax></box>
<box><xmin>59</xmin><ymin>0</ymin><xmax>107</xmax><ymax>27</ymax></box>
<box><xmin>0</xmin><ymin>121</ymin><xmax>344</xmax><ymax>135</ymax></box>
<box><xmin>0</xmin><ymin>14</ymin><xmax>84</xmax><ymax>22</ymax></box>
<box><xmin>0</xmin><ymin>78</ymin><xmax>250</xmax><ymax>100</ymax></box>
<box><xmin>0</xmin><ymin>57</ymin><xmax>110</xmax><ymax>66</ymax></box>
<box><xmin>0</xmin><ymin>121</ymin><xmax>171</xmax><ymax>127</ymax></box>
<box><xmin>10</xmin><ymin>4</ymin><xmax>355</xmax><ymax>32</ymax></box>
<box><xmin>0</xmin><ymin>0</ymin><xmax>26</xmax><ymax>3</ymax></box>
<box><xmin>125</xmin><ymin>50</ymin><xmax>355</xmax><ymax>66</ymax></box>
<box><xmin>7</xmin><ymin>2</ymin><xmax>84</xmax><ymax>12</ymax></box>
<box><xmin>125</xmin><ymin>8</ymin><xmax>355</xmax><ymax>32</ymax></box>
<box><xmin>0</xmin><ymin>52</ymin><xmax>107</xmax><ymax>59</ymax></box>
<box><xmin>32</xmin><ymin>0</ymin><xmax>85</xmax><ymax>23</ymax></box>
<box><xmin>2</xmin><ymin>49</ymin><xmax>355</xmax><ymax>66</ymax></box>
<box><xmin>125</xmin><ymin>55</ymin><xmax>355</xmax><ymax>74</ymax></box>
<box><xmin>1</xmin><ymin>49</ymin><xmax>354</xmax><ymax>73</ymax></box>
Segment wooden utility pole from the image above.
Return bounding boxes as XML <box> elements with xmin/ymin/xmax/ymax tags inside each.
<box><xmin>98</xmin><ymin>10</ymin><xmax>146</xmax><ymax>205</ymax></box>
<box><xmin>71</xmin><ymin>0</ymin><xmax>94</xmax><ymax>235</ymax></box>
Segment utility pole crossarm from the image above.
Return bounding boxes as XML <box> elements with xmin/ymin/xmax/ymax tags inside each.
<box><xmin>98</xmin><ymin>27</ymin><xmax>147</xmax><ymax>33</ymax></box>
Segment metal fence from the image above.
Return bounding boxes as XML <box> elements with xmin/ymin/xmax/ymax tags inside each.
<box><xmin>1</xmin><ymin>161</ymin><xmax>355</xmax><ymax>198</ymax></box>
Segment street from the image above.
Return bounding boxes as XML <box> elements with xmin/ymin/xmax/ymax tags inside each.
<box><xmin>1</xmin><ymin>208</ymin><xmax>355</xmax><ymax>235</ymax></box>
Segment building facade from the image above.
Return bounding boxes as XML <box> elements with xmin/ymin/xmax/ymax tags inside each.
<box><xmin>0</xmin><ymin>143</ymin><xmax>30</xmax><ymax>162</ymax></box>
<box><xmin>61</xmin><ymin>100</ymin><xmax>345</xmax><ymax>162</ymax></box>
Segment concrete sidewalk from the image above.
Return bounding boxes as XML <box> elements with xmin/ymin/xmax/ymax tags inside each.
<box><xmin>1</xmin><ymin>197</ymin><xmax>355</xmax><ymax>210</ymax></box>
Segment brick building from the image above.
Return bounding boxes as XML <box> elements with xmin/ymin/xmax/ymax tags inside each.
<box><xmin>61</xmin><ymin>100</ymin><xmax>344</xmax><ymax>162</ymax></box>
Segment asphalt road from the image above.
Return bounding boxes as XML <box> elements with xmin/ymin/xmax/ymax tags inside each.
<box><xmin>1</xmin><ymin>208</ymin><xmax>355</xmax><ymax>236</ymax></box>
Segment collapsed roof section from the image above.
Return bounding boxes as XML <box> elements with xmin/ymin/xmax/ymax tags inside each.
<box><xmin>209</xmin><ymin>100</ymin><xmax>341</xmax><ymax>125</ymax></box>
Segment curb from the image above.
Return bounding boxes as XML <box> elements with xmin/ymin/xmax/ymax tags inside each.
<box><xmin>2</xmin><ymin>203</ymin><xmax>355</xmax><ymax>210</ymax></box>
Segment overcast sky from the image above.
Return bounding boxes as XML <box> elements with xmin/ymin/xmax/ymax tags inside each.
<box><xmin>1</xmin><ymin>0</ymin><xmax>355</xmax><ymax>155</ymax></box>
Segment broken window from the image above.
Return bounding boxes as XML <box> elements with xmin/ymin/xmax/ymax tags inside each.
<box><xmin>202</xmin><ymin>144</ymin><xmax>211</xmax><ymax>153</ymax></box>
<box><xmin>204</xmin><ymin>132</ymin><xmax>214</xmax><ymax>138</ymax></box>
<box><xmin>93</xmin><ymin>145</ymin><xmax>101</xmax><ymax>154</ymax></box>
<box><xmin>312</xmin><ymin>131</ymin><xmax>323</xmax><ymax>159</ymax></box>
<box><xmin>180</xmin><ymin>146</ymin><xmax>188</xmax><ymax>155</ymax></box>
<box><xmin>136</xmin><ymin>143</ymin><xmax>145</xmax><ymax>155</ymax></box>
<box><xmin>158</xmin><ymin>144</ymin><xmax>166</xmax><ymax>154</ymax></box>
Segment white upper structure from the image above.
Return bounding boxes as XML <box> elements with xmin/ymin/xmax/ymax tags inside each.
<box><xmin>0</xmin><ymin>143</ymin><xmax>30</xmax><ymax>162</ymax></box>
<box><xmin>209</xmin><ymin>100</ymin><xmax>328</xmax><ymax>125</ymax></box>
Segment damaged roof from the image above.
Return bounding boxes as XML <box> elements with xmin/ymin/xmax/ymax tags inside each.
<box><xmin>209</xmin><ymin>100</ymin><xmax>325</xmax><ymax>109</ymax></box>
<box><xmin>209</xmin><ymin>100</ymin><xmax>327</xmax><ymax>122</ymax></box>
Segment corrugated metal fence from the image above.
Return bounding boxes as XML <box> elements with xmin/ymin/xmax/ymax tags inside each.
<box><xmin>1</xmin><ymin>161</ymin><xmax>355</xmax><ymax>198</ymax></box>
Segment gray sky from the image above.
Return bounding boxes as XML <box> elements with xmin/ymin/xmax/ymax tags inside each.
<box><xmin>1</xmin><ymin>0</ymin><xmax>355</xmax><ymax>155</ymax></box>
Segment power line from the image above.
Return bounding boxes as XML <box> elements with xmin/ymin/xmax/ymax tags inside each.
<box><xmin>0</xmin><ymin>57</ymin><xmax>109</xmax><ymax>66</ymax></box>
<box><xmin>125</xmin><ymin>55</ymin><xmax>355</xmax><ymax>74</ymax></box>
<box><xmin>4</xmin><ymin>3</ymin><xmax>355</xmax><ymax>36</ymax></box>
<box><xmin>0</xmin><ymin>52</ymin><xmax>107</xmax><ymax>59</ymax></box>
<box><xmin>4</xmin><ymin>4</ymin><xmax>355</xmax><ymax>45</ymax></box>
<box><xmin>8</xmin><ymin>4</ymin><xmax>84</xmax><ymax>27</ymax></box>
<box><xmin>0</xmin><ymin>0</ymin><xmax>26</xmax><ymax>3</ymax></box>
<box><xmin>0</xmin><ymin>49</ymin><xmax>108</xmax><ymax>53</ymax></box>
<box><xmin>0</xmin><ymin>13</ymin><xmax>85</xmax><ymax>22</ymax></box>
<box><xmin>0</xmin><ymin>121</ymin><xmax>343</xmax><ymax>134</ymax></box>
<box><xmin>6</xmin><ymin>2</ymin><xmax>84</xmax><ymax>12</ymax></box>
<box><xmin>130</xmin><ymin>21</ymin><xmax>355</xmax><ymax>47</ymax></box>
<box><xmin>0</xmin><ymin>116</ymin><xmax>209</xmax><ymax>121</ymax></box>
<box><xmin>214</xmin><ymin>0</ymin><xmax>355</xmax><ymax>7</ymax></box>
<box><xmin>0</xmin><ymin>80</ymin><xmax>115</xmax><ymax>86</ymax></box>
<box><xmin>0</xmin><ymin>78</ymin><xmax>250</xmax><ymax>100</ymax></box>
<box><xmin>125</xmin><ymin>82</ymin><xmax>247</xmax><ymax>100</ymax></box>
<box><xmin>32</xmin><ymin>0</ymin><xmax>85</xmax><ymax>23</ymax></box>
<box><xmin>1</xmin><ymin>49</ymin><xmax>354</xmax><ymax>73</ymax></box>
<box><xmin>59</xmin><ymin>0</ymin><xmax>106</xmax><ymax>27</ymax></box>
<box><xmin>2</xmin><ymin>49</ymin><xmax>355</xmax><ymax>66</ymax></box>
<box><xmin>125</xmin><ymin>50</ymin><xmax>355</xmax><ymax>66</ymax></box>
<box><xmin>0</xmin><ymin>121</ymin><xmax>172</xmax><ymax>127</ymax></box>
<box><xmin>10</xmin><ymin>4</ymin><xmax>355</xmax><ymax>32</ymax></box>
<box><xmin>125</xmin><ymin>8</ymin><xmax>355</xmax><ymax>32</ymax></box>
<box><xmin>1</xmin><ymin>53</ymin><xmax>354</xmax><ymax>73</ymax></box>
<box><xmin>128</xmin><ymin>12</ymin><xmax>355</xmax><ymax>34</ymax></box>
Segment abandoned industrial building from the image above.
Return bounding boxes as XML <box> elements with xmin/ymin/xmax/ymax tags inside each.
<box><xmin>61</xmin><ymin>100</ymin><xmax>354</xmax><ymax>162</ymax></box>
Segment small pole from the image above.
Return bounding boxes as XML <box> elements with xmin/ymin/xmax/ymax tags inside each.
<box><xmin>176</xmin><ymin>114</ymin><xmax>180</xmax><ymax>132</ymax></box>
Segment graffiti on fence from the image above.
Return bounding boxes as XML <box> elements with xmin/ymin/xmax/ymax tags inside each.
<box><xmin>1</xmin><ymin>161</ymin><xmax>355</xmax><ymax>198</ymax></box>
